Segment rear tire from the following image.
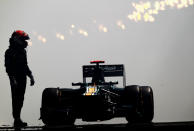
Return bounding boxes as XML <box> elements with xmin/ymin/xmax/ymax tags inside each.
<box><xmin>125</xmin><ymin>86</ymin><xmax>154</xmax><ymax>123</ymax></box>
<box><xmin>41</xmin><ymin>88</ymin><xmax>59</xmax><ymax>108</ymax></box>
<box><xmin>41</xmin><ymin>88</ymin><xmax>75</xmax><ymax>125</ymax></box>
<box><xmin>124</xmin><ymin>85</ymin><xmax>140</xmax><ymax>122</ymax></box>
<box><xmin>138</xmin><ymin>86</ymin><xmax>154</xmax><ymax>122</ymax></box>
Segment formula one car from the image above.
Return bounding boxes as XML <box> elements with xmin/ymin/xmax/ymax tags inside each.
<box><xmin>40</xmin><ymin>61</ymin><xmax>154</xmax><ymax>125</ymax></box>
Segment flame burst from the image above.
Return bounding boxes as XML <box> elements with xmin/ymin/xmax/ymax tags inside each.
<box><xmin>128</xmin><ymin>0</ymin><xmax>194</xmax><ymax>22</ymax></box>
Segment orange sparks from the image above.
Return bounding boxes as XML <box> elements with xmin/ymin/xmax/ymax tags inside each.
<box><xmin>98</xmin><ymin>25</ymin><xmax>108</xmax><ymax>32</ymax></box>
<box><xmin>71</xmin><ymin>24</ymin><xmax>75</xmax><ymax>28</ymax></box>
<box><xmin>117</xmin><ymin>21</ymin><xmax>126</xmax><ymax>30</ymax></box>
<box><xmin>78</xmin><ymin>29</ymin><xmax>88</xmax><ymax>37</ymax></box>
<box><xmin>37</xmin><ymin>35</ymin><xmax>47</xmax><ymax>43</ymax></box>
<box><xmin>128</xmin><ymin>0</ymin><xmax>194</xmax><ymax>22</ymax></box>
<box><xmin>56</xmin><ymin>33</ymin><xmax>65</xmax><ymax>40</ymax></box>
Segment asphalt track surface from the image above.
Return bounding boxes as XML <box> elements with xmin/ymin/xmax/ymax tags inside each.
<box><xmin>0</xmin><ymin>122</ymin><xmax>194</xmax><ymax>131</ymax></box>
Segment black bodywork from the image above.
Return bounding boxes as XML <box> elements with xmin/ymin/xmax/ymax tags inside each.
<box><xmin>40</xmin><ymin>61</ymin><xmax>154</xmax><ymax>125</ymax></box>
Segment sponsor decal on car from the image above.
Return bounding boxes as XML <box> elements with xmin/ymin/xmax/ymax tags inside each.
<box><xmin>84</xmin><ymin>86</ymin><xmax>98</xmax><ymax>96</ymax></box>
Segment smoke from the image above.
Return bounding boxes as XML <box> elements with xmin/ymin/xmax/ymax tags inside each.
<box><xmin>0</xmin><ymin>0</ymin><xmax>194</xmax><ymax>126</ymax></box>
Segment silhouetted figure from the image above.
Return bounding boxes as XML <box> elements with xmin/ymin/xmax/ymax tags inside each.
<box><xmin>4</xmin><ymin>30</ymin><xmax>35</xmax><ymax>127</ymax></box>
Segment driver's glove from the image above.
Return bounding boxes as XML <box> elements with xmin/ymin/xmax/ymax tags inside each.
<box><xmin>29</xmin><ymin>74</ymin><xmax>35</xmax><ymax>86</ymax></box>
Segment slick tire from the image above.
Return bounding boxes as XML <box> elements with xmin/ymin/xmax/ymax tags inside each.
<box><xmin>123</xmin><ymin>85</ymin><xmax>140</xmax><ymax>105</ymax></box>
<box><xmin>41</xmin><ymin>88</ymin><xmax>59</xmax><ymax>108</ymax></box>
<box><xmin>41</xmin><ymin>88</ymin><xmax>59</xmax><ymax>125</ymax></box>
<box><xmin>124</xmin><ymin>85</ymin><xmax>140</xmax><ymax>122</ymax></box>
<box><xmin>138</xmin><ymin>86</ymin><xmax>154</xmax><ymax>122</ymax></box>
<box><xmin>41</xmin><ymin>88</ymin><xmax>76</xmax><ymax>125</ymax></box>
<box><xmin>125</xmin><ymin>86</ymin><xmax>154</xmax><ymax>123</ymax></box>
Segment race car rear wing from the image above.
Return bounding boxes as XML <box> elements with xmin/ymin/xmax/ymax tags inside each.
<box><xmin>82</xmin><ymin>64</ymin><xmax>126</xmax><ymax>87</ymax></box>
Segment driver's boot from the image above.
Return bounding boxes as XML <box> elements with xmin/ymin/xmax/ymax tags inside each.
<box><xmin>14</xmin><ymin>118</ymin><xmax>28</xmax><ymax>127</ymax></box>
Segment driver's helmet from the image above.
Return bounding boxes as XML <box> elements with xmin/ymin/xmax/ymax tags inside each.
<box><xmin>11</xmin><ymin>30</ymin><xmax>30</xmax><ymax>40</ymax></box>
<box><xmin>9</xmin><ymin>30</ymin><xmax>30</xmax><ymax>49</ymax></box>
